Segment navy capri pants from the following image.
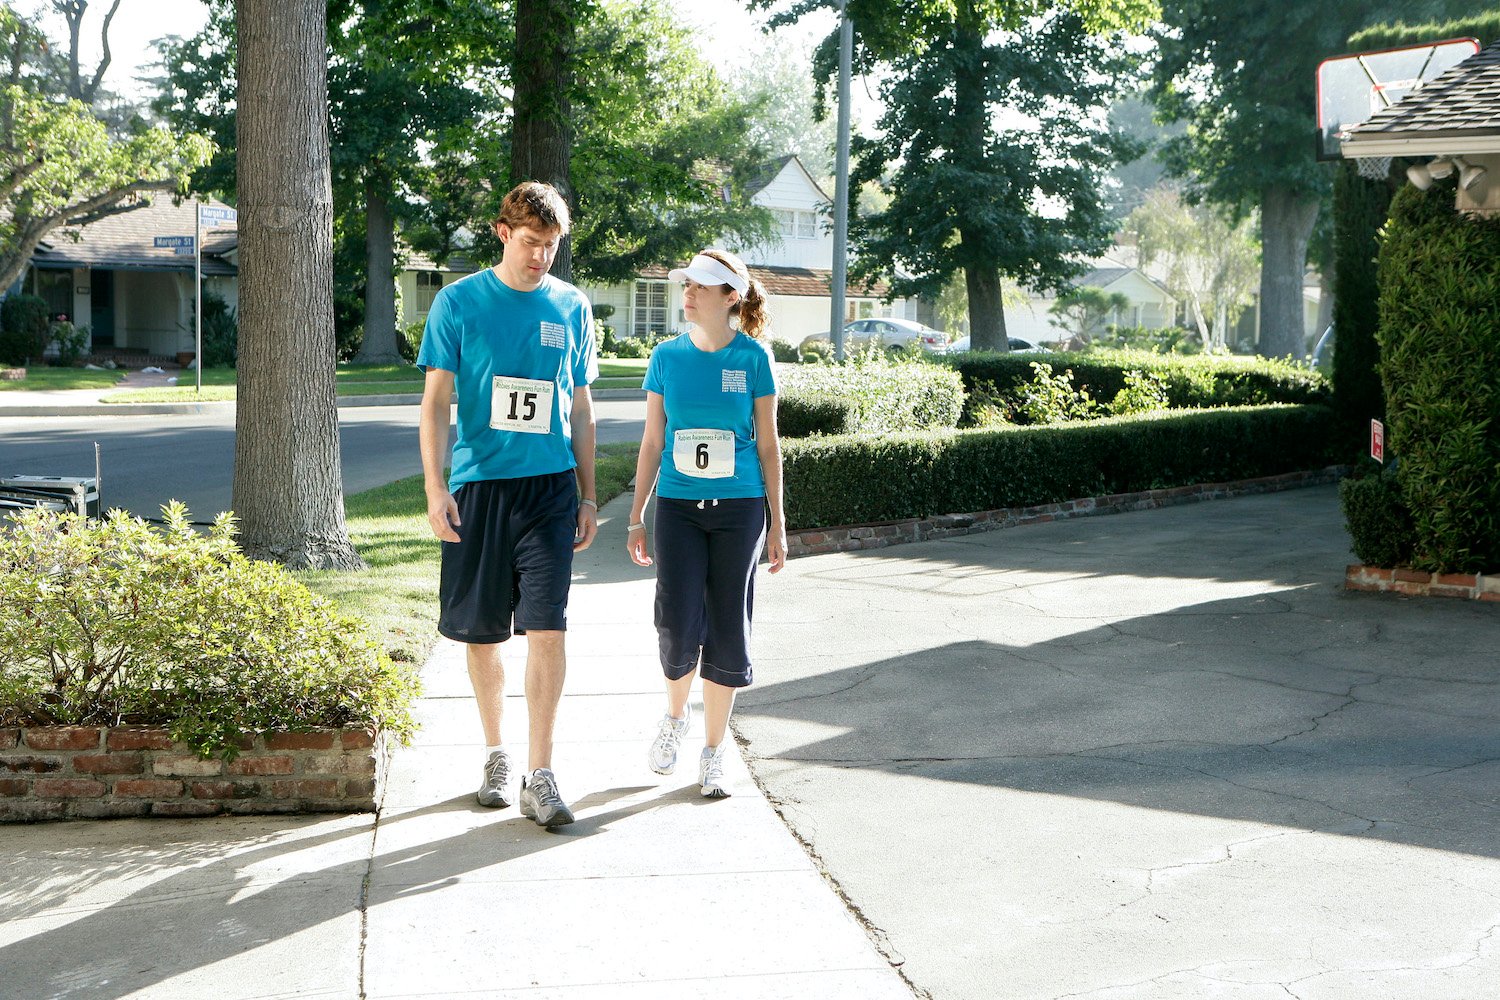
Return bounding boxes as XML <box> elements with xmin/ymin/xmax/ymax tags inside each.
<box><xmin>653</xmin><ymin>496</ymin><xmax>767</xmax><ymax>688</ymax></box>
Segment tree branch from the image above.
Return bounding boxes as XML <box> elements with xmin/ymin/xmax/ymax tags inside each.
<box><xmin>82</xmin><ymin>0</ymin><xmax>122</xmax><ymax>104</ymax></box>
<box><xmin>64</xmin><ymin>192</ymin><xmax>153</xmax><ymax>227</ymax></box>
<box><xmin>0</xmin><ymin>154</ymin><xmax>45</xmax><ymax>203</ymax></box>
<box><xmin>0</xmin><ymin>178</ymin><xmax>178</xmax><ymax>291</ymax></box>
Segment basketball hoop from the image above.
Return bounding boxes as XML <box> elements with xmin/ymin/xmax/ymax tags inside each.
<box><xmin>1316</xmin><ymin>38</ymin><xmax>1480</xmax><ymax>161</ymax></box>
<box><xmin>1356</xmin><ymin>156</ymin><xmax>1392</xmax><ymax>180</ymax></box>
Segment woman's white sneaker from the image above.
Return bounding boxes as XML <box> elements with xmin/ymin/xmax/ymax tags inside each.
<box><xmin>698</xmin><ymin>744</ymin><xmax>730</xmax><ymax>799</ymax></box>
<box><xmin>648</xmin><ymin>706</ymin><xmax>692</xmax><ymax>775</ymax></box>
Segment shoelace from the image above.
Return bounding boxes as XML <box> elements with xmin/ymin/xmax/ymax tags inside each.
<box><xmin>530</xmin><ymin>771</ymin><xmax>564</xmax><ymax>806</ymax></box>
<box><xmin>702</xmin><ymin>749</ymin><xmax>725</xmax><ymax>783</ymax></box>
<box><xmin>653</xmin><ymin>716</ymin><xmax>685</xmax><ymax>752</ymax></box>
<box><xmin>484</xmin><ymin>753</ymin><xmax>509</xmax><ymax>786</ymax></box>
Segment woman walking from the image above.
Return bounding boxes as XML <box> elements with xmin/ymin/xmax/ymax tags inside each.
<box><xmin>626</xmin><ymin>248</ymin><xmax>786</xmax><ymax>798</ymax></box>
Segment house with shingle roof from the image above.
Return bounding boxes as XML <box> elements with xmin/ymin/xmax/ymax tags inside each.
<box><xmin>21</xmin><ymin>195</ymin><xmax>238</xmax><ymax>363</ymax></box>
<box><xmin>1343</xmin><ymin>41</ymin><xmax>1500</xmax><ymax>216</ymax></box>
<box><xmin>397</xmin><ymin>155</ymin><xmax>925</xmax><ymax>346</ymax></box>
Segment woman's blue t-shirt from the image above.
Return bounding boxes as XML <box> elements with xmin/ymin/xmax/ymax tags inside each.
<box><xmin>643</xmin><ymin>331</ymin><xmax>777</xmax><ymax>500</ymax></box>
<box><xmin>416</xmin><ymin>270</ymin><xmax>597</xmax><ymax>490</ymax></box>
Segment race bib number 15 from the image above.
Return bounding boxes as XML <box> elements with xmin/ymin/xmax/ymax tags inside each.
<box><xmin>673</xmin><ymin>428</ymin><xmax>734</xmax><ymax>479</ymax></box>
<box><xmin>490</xmin><ymin>376</ymin><xmax>554</xmax><ymax>434</ymax></box>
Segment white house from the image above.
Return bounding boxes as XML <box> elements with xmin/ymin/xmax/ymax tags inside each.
<box><xmin>1001</xmin><ymin>255</ymin><xmax>1179</xmax><ymax>346</ymax></box>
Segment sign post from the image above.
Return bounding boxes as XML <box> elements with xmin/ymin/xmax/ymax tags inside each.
<box><xmin>194</xmin><ymin>201</ymin><xmax>202</xmax><ymax>392</ymax></box>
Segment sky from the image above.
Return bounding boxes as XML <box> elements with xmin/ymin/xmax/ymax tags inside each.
<box><xmin>16</xmin><ymin>0</ymin><xmax>838</xmax><ymax>103</ymax></box>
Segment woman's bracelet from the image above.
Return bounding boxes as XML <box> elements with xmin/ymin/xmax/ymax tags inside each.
<box><xmin>627</xmin><ymin>522</ymin><xmax>645</xmax><ymax>532</ymax></box>
<box><xmin>579</xmin><ymin>497</ymin><xmax>597</xmax><ymax>510</ymax></box>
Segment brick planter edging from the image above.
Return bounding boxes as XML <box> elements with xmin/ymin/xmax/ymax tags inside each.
<box><xmin>1345</xmin><ymin>565</ymin><xmax>1500</xmax><ymax>602</ymax></box>
<box><xmin>786</xmin><ymin>466</ymin><xmax>1347</xmax><ymax>558</ymax></box>
<box><xmin>0</xmin><ymin>725</ymin><xmax>387</xmax><ymax>823</ymax></box>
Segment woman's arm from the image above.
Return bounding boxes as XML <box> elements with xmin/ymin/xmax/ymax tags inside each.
<box><xmin>753</xmin><ymin>393</ymin><xmax>786</xmax><ymax>573</ymax></box>
<box><xmin>627</xmin><ymin>391</ymin><xmax>667</xmax><ymax>566</ymax></box>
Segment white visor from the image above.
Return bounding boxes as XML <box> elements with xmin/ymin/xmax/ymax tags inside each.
<box><xmin>667</xmin><ymin>254</ymin><xmax>748</xmax><ymax>296</ymax></box>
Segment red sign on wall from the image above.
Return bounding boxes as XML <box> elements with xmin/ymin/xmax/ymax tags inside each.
<box><xmin>1371</xmin><ymin>419</ymin><xmax>1384</xmax><ymax>464</ymax></box>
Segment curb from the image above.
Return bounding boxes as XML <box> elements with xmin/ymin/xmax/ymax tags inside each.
<box><xmin>1345</xmin><ymin>564</ymin><xmax>1500</xmax><ymax>602</ymax></box>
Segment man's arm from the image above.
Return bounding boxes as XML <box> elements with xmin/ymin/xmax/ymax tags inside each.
<box><xmin>570</xmin><ymin>384</ymin><xmax>598</xmax><ymax>551</ymax></box>
<box><xmin>419</xmin><ymin>368</ymin><xmax>461</xmax><ymax>542</ymax></box>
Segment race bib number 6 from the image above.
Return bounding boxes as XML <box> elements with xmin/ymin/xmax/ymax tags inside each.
<box><xmin>673</xmin><ymin>429</ymin><xmax>734</xmax><ymax>479</ymax></box>
<box><xmin>490</xmin><ymin>376</ymin><xmax>554</xmax><ymax>434</ymax></box>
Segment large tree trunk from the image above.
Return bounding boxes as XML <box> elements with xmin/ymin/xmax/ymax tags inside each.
<box><xmin>233</xmin><ymin>0</ymin><xmax>363</xmax><ymax>570</ymax></box>
<box><xmin>352</xmin><ymin>174</ymin><xmax>403</xmax><ymax>364</ymax></box>
<box><xmin>510</xmin><ymin>0</ymin><xmax>574</xmax><ymax>283</ymax></box>
<box><xmin>1256</xmin><ymin>185</ymin><xmax>1320</xmax><ymax>359</ymax></box>
<box><xmin>963</xmin><ymin>257</ymin><xmax>1008</xmax><ymax>351</ymax></box>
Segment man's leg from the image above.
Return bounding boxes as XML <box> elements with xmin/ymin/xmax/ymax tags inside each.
<box><xmin>466</xmin><ymin>641</ymin><xmax>505</xmax><ymax>746</ymax></box>
<box><xmin>523</xmin><ymin>630</ymin><xmax>565</xmax><ymax>771</ymax></box>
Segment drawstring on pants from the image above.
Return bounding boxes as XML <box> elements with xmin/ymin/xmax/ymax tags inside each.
<box><xmin>696</xmin><ymin>499</ymin><xmax>720</xmax><ymax>510</ymax></box>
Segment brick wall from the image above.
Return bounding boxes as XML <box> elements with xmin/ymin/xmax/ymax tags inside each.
<box><xmin>1345</xmin><ymin>565</ymin><xmax>1500</xmax><ymax>602</ymax></box>
<box><xmin>0</xmin><ymin>726</ymin><xmax>386</xmax><ymax>823</ymax></box>
<box><xmin>787</xmin><ymin>467</ymin><xmax>1346</xmax><ymax>558</ymax></box>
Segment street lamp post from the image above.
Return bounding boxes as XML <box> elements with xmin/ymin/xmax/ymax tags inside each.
<box><xmin>829</xmin><ymin>0</ymin><xmax>853</xmax><ymax>362</ymax></box>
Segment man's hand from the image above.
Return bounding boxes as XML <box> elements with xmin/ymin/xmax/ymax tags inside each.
<box><xmin>427</xmin><ymin>489</ymin><xmax>461</xmax><ymax>543</ymax></box>
<box><xmin>573</xmin><ymin>503</ymin><xmax>598</xmax><ymax>552</ymax></box>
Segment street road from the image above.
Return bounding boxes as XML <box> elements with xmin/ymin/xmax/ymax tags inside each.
<box><xmin>0</xmin><ymin>397</ymin><xmax>645</xmax><ymax>521</ymax></box>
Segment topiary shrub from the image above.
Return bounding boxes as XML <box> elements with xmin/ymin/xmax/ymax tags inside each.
<box><xmin>0</xmin><ymin>503</ymin><xmax>420</xmax><ymax>759</ymax></box>
<box><xmin>777</xmin><ymin>389</ymin><xmax>858</xmax><ymax>437</ymax></box>
<box><xmin>0</xmin><ymin>293</ymin><xmax>51</xmax><ymax>365</ymax></box>
<box><xmin>1377</xmin><ymin>181</ymin><xmax>1500</xmax><ymax>573</ymax></box>
<box><xmin>1331</xmin><ymin>160</ymin><xmax>1393</xmax><ymax>458</ymax></box>
<box><xmin>778</xmin><ymin>351</ymin><xmax>965</xmax><ymax>434</ymax></box>
<box><xmin>1338</xmin><ymin>469</ymin><xmax>1415</xmax><ymax>569</ymax></box>
<box><xmin>769</xmin><ymin>337</ymin><xmax>799</xmax><ymax>363</ymax></box>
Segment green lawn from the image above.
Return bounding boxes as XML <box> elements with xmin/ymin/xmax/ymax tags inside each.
<box><xmin>0</xmin><ymin>368</ymin><xmax>127</xmax><ymax>391</ymax></box>
<box><xmin>298</xmin><ymin>440</ymin><xmax>640</xmax><ymax>665</ymax></box>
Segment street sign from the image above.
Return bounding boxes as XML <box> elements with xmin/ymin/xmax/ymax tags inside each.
<box><xmin>198</xmin><ymin>205</ymin><xmax>237</xmax><ymax>227</ymax></box>
<box><xmin>154</xmin><ymin>235</ymin><xmax>195</xmax><ymax>249</ymax></box>
<box><xmin>1371</xmin><ymin>418</ymin><xmax>1385</xmax><ymax>464</ymax></box>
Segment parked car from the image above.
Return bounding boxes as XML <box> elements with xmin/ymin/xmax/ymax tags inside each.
<box><xmin>947</xmin><ymin>335</ymin><xmax>1050</xmax><ymax>353</ymax></box>
<box><xmin>1309</xmin><ymin>321</ymin><xmax>1334</xmax><ymax>371</ymax></box>
<box><xmin>800</xmin><ymin>317</ymin><xmax>948</xmax><ymax>354</ymax></box>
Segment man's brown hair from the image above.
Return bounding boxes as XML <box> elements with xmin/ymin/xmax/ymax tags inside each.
<box><xmin>495</xmin><ymin>181</ymin><xmax>571</xmax><ymax>236</ymax></box>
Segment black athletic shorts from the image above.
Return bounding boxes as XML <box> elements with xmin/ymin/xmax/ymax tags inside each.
<box><xmin>437</xmin><ymin>471</ymin><xmax>578</xmax><ymax>644</ymax></box>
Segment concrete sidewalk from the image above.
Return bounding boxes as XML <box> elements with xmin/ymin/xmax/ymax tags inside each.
<box><xmin>0</xmin><ymin>496</ymin><xmax>911</xmax><ymax>999</ymax></box>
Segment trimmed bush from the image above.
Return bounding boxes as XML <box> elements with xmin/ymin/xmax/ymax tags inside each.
<box><xmin>0</xmin><ymin>503</ymin><xmax>420</xmax><ymax>759</ymax></box>
<box><xmin>778</xmin><ymin>352</ymin><xmax>965</xmax><ymax>434</ymax></box>
<box><xmin>783</xmin><ymin>404</ymin><xmax>1336</xmax><ymax>529</ymax></box>
<box><xmin>777</xmin><ymin>389</ymin><xmax>857</xmax><ymax>438</ymax></box>
<box><xmin>1338</xmin><ymin>471</ymin><xmax>1415</xmax><ymax>569</ymax></box>
<box><xmin>1377</xmin><ymin>181</ymin><xmax>1500</xmax><ymax>573</ymax></box>
<box><xmin>0</xmin><ymin>293</ymin><xmax>51</xmax><ymax>365</ymax></box>
<box><xmin>1331</xmin><ymin>160</ymin><xmax>1392</xmax><ymax>455</ymax></box>
<box><xmin>942</xmin><ymin>349</ymin><xmax>1328</xmax><ymax>426</ymax></box>
<box><xmin>200</xmin><ymin>291</ymin><xmax>239</xmax><ymax>368</ymax></box>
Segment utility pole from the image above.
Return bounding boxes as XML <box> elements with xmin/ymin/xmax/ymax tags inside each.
<box><xmin>829</xmin><ymin>0</ymin><xmax>853</xmax><ymax>362</ymax></box>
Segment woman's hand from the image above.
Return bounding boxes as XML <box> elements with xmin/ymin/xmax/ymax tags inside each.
<box><xmin>627</xmin><ymin>524</ymin><xmax>653</xmax><ymax>566</ymax></box>
<box><xmin>765</xmin><ymin>521</ymin><xmax>787</xmax><ymax>574</ymax></box>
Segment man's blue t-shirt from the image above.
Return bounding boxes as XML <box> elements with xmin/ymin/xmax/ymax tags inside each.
<box><xmin>643</xmin><ymin>331</ymin><xmax>777</xmax><ymax>500</ymax></box>
<box><xmin>417</xmin><ymin>269</ymin><xmax>597</xmax><ymax>490</ymax></box>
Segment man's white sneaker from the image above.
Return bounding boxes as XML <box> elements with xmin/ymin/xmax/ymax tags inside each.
<box><xmin>519</xmin><ymin>767</ymin><xmax>575</xmax><ymax>828</ymax></box>
<box><xmin>698</xmin><ymin>744</ymin><xmax>730</xmax><ymax>799</ymax></box>
<box><xmin>648</xmin><ymin>706</ymin><xmax>692</xmax><ymax>775</ymax></box>
<box><xmin>476</xmin><ymin>749</ymin><xmax>512</xmax><ymax>808</ymax></box>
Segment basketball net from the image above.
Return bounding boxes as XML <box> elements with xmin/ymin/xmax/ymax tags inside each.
<box><xmin>1356</xmin><ymin>156</ymin><xmax>1392</xmax><ymax>181</ymax></box>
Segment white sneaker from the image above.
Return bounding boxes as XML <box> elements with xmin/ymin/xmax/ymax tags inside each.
<box><xmin>648</xmin><ymin>706</ymin><xmax>692</xmax><ymax>775</ymax></box>
<box><xmin>699</xmin><ymin>744</ymin><xmax>730</xmax><ymax>799</ymax></box>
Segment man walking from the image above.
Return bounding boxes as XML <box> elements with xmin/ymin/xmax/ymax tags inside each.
<box><xmin>417</xmin><ymin>181</ymin><xmax>597</xmax><ymax>828</ymax></box>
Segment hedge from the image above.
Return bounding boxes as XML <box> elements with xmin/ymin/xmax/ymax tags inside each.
<box><xmin>783</xmin><ymin>404</ymin><xmax>1336</xmax><ymax>530</ymax></box>
<box><xmin>1339</xmin><ymin>471</ymin><xmax>1414</xmax><ymax>570</ymax></box>
<box><xmin>777</xmin><ymin>389</ymin><xmax>858</xmax><ymax>437</ymax></box>
<box><xmin>941</xmin><ymin>349</ymin><xmax>1329</xmax><ymax>425</ymax></box>
<box><xmin>778</xmin><ymin>355</ymin><xmax>965</xmax><ymax>435</ymax></box>
<box><xmin>1376</xmin><ymin>181</ymin><xmax>1500</xmax><ymax>573</ymax></box>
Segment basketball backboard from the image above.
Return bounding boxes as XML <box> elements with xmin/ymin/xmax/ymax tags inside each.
<box><xmin>1316</xmin><ymin>38</ymin><xmax>1481</xmax><ymax>160</ymax></box>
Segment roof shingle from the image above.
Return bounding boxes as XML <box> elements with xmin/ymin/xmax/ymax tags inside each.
<box><xmin>1348</xmin><ymin>41</ymin><xmax>1500</xmax><ymax>142</ymax></box>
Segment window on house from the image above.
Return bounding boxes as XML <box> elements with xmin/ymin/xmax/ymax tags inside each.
<box><xmin>774</xmin><ymin>208</ymin><xmax>818</xmax><ymax>240</ymax></box>
<box><xmin>633</xmin><ymin>280</ymin><xmax>667</xmax><ymax>338</ymax></box>
<box><xmin>30</xmin><ymin>268</ymin><xmax>72</xmax><ymax>322</ymax></box>
<box><xmin>415</xmin><ymin>271</ymin><xmax>444</xmax><ymax>314</ymax></box>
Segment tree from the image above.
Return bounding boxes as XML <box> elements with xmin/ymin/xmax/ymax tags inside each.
<box><xmin>155</xmin><ymin>0</ymin><xmax>501</xmax><ymax>363</ymax></box>
<box><xmin>446</xmin><ymin>0</ymin><xmax>773</xmax><ymax>282</ymax></box>
<box><xmin>753</xmin><ymin>0</ymin><xmax>1154</xmax><ymax>352</ymax></box>
<box><xmin>0</xmin><ymin>6</ymin><xmax>210</xmax><ymax>295</ymax></box>
<box><xmin>232</xmin><ymin>0</ymin><xmax>363</xmax><ymax>570</ymax></box>
<box><xmin>511</xmin><ymin>0</ymin><xmax>584</xmax><ymax>282</ymax></box>
<box><xmin>1147</xmin><ymin>1</ymin><xmax>1476</xmax><ymax>359</ymax></box>
<box><xmin>1049</xmin><ymin>286</ymin><xmax>1130</xmax><ymax>345</ymax></box>
<box><xmin>1124</xmin><ymin>184</ymin><xmax>1259</xmax><ymax>349</ymax></box>
<box><xmin>728</xmin><ymin>35</ymin><xmax>842</xmax><ymax>184</ymax></box>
